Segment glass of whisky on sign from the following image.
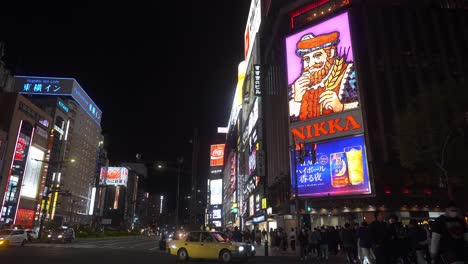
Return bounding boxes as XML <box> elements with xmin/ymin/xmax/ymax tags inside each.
<box><xmin>344</xmin><ymin>145</ymin><xmax>364</xmax><ymax>185</ymax></box>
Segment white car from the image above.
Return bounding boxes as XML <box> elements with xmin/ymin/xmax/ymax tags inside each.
<box><xmin>0</xmin><ymin>229</ymin><xmax>28</xmax><ymax>247</ymax></box>
<box><xmin>25</xmin><ymin>229</ymin><xmax>39</xmax><ymax>241</ymax></box>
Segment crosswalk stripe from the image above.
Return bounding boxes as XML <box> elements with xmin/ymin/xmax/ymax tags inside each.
<box><xmin>25</xmin><ymin>237</ymin><xmax>162</xmax><ymax>251</ymax></box>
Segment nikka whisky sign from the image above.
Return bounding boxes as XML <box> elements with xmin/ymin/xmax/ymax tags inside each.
<box><xmin>290</xmin><ymin>108</ymin><xmax>364</xmax><ymax>145</ymax></box>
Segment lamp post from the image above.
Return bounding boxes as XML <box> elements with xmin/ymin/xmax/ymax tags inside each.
<box><xmin>35</xmin><ymin>158</ymin><xmax>74</xmax><ymax>239</ymax></box>
<box><xmin>156</xmin><ymin>157</ymin><xmax>184</xmax><ymax>233</ymax></box>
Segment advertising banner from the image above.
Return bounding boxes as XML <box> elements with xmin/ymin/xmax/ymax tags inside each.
<box><xmin>292</xmin><ymin>135</ymin><xmax>371</xmax><ymax>197</ymax></box>
<box><xmin>21</xmin><ymin>146</ymin><xmax>45</xmax><ymax>199</ymax></box>
<box><xmin>210</xmin><ymin>179</ymin><xmax>222</xmax><ymax>205</ymax></box>
<box><xmin>104</xmin><ymin>167</ymin><xmax>128</xmax><ymax>186</ymax></box>
<box><xmin>244</xmin><ymin>0</ymin><xmax>261</xmax><ymax>65</ymax></box>
<box><xmin>285</xmin><ymin>12</ymin><xmax>360</xmax><ymax>125</ymax></box>
<box><xmin>212</xmin><ymin>209</ymin><xmax>222</xmax><ymax>219</ymax></box>
<box><xmin>1</xmin><ymin>122</ymin><xmax>33</xmax><ymax>224</ymax></box>
<box><xmin>14</xmin><ymin>208</ymin><xmax>35</xmax><ymax>228</ymax></box>
<box><xmin>290</xmin><ymin>108</ymin><xmax>364</xmax><ymax>144</ymax></box>
<box><xmin>210</xmin><ymin>144</ymin><xmax>225</xmax><ymax>167</ymax></box>
<box><xmin>99</xmin><ymin>167</ymin><xmax>107</xmax><ymax>185</ymax></box>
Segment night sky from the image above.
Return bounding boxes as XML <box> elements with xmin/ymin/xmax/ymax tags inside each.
<box><xmin>1</xmin><ymin>1</ymin><xmax>251</xmax><ymax>198</ymax></box>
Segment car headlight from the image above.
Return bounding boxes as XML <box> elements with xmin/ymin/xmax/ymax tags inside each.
<box><xmin>47</xmin><ymin>235</ymin><xmax>51</xmax><ymax>238</ymax></box>
<box><xmin>0</xmin><ymin>237</ymin><xmax>4</xmax><ymax>240</ymax></box>
<box><xmin>171</xmin><ymin>244</ymin><xmax>177</xmax><ymax>249</ymax></box>
<box><xmin>58</xmin><ymin>235</ymin><xmax>63</xmax><ymax>238</ymax></box>
<box><xmin>251</xmin><ymin>245</ymin><xmax>255</xmax><ymax>251</ymax></box>
<box><xmin>238</xmin><ymin>246</ymin><xmax>244</xmax><ymax>252</ymax></box>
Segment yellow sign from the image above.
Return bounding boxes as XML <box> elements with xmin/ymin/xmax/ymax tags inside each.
<box><xmin>232</xmin><ymin>202</ymin><xmax>238</xmax><ymax>208</ymax></box>
<box><xmin>261</xmin><ymin>198</ymin><xmax>267</xmax><ymax>209</ymax></box>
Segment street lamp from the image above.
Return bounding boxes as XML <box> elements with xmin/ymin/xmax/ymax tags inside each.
<box><xmin>156</xmin><ymin>157</ymin><xmax>184</xmax><ymax>232</ymax></box>
<box><xmin>35</xmin><ymin>158</ymin><xmax>75</xmax><ymax>239</ymax></box>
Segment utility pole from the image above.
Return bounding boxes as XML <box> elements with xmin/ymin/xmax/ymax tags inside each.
<box><xmin>190</xmin><ymin>128</ymin><xmax>199</xmax><ymax>228</ymax></box>
<box><xmin>36</xmin><ymin>159</ymin><xmax>74</xmax><ymax>239</ymax></box>
<box><xmin>175</xmin><ymin>157</ymin><xmax>184</xmax><ymax>232</ymax></box>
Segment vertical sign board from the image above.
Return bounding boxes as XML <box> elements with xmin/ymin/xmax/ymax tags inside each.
<box><xmin>285</xmin><ymin>12</ymin><xmax>371</xmax><ymax>198</ymax></box>
<box><xmin>253</xmin><ymin>64</ymin><xmax>261</xmax><ymax>96</ymax></box>
<box><xmin>244</xmin><ymin>0</ymin><xmax>262</xmax><ymax>66</ymax></box>
<box><xmin>210</xmin><ymin>144</ymin><xmax>225</xmax><ymax>167</ymax></box>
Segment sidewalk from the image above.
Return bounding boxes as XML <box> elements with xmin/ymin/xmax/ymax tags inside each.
<box><xmin>255</xmin><ymin>245</ymin><xmax>348</xmax><ymax>263</ymax></box>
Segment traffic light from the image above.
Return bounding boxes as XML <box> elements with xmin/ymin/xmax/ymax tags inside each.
<box><xmin>305</xmin><ymin>200</ymin><xmax>312</xmax><ymax>213</ymax></box>
<box><xmin>311</xmin><ymin>144</ymin><xmax>317</xmax><ymax>164</ymax></box>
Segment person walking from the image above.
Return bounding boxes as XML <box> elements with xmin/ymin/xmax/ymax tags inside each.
<box><xmin>407</xmin><ymin>219</ymin><xmax>428</xmax><ymax>264</ymax></box>
<box><xmin>369</xmin><ymin>210</ymin><xmax>389</xmax><ymax>264</ymax></box>
<box><xmin>341</xmin><ymin>223</ymin><xmax>358</xmax><ymax>264</ymax></box>
<box><xmin>289</xmin><ymin>227</ymin><xmax>297</xmax><ymax>252</ymax></box>
<box><xmin>357</xmin><ymin>221</ymin><xmax>375</xmax><ymax>264</ymax></box>
<box><xmin>430</xmin><ymin>201</ymin><xmax>468</xmax><ymax>264</ymax></box>
<box><xmin>299</xmin><ymin>228</ymin><xmax>309</xmax><ymax>261</ymax></box>
<box><xmin>319</xmin><ymin>226</ymin><xmax>329</xmax><ymax>260</ymax></box>
<box><xmin>232</xmin><ymin>226</ymin><xmax>243</xmax><ymax>242</ymax></box>
<box><xmin>308</xmin><ymin>227</ymin><xmax>320</xmax><ymax>258</ymax></box>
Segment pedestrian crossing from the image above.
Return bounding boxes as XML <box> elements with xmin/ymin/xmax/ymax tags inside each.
<box><xmin>26</xmin><ymin>236</ymin><xmax>166</xmax><ymax>252</ymax></box>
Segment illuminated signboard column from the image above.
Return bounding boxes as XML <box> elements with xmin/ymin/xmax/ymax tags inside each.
<box><xmin>285</xmin><ymin>12</ymin><xmax>372</xmax><ymax>199</ymax></box>
<box><xmin>239</xmin><ymin>0</ymin><xmax>268</xmax><ymax>231</ymax></box>
<box><xmin>0</xmin><ymin>121</ymin><xmax>34</xmax><ymax>225</ymax></box>
<box><xmin>209</xmin><ymin>144</ymin><xmax>224</xmax><ymax>228</ymax></box>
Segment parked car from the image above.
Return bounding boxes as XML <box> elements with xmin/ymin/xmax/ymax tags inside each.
<box><xmin>0</xmin><ymin>229</ymin><xmax>28</xmax><ymax>247</ymax></box>
<box><xmin>47</xmin><ymin>227</ymin><xmax>75</xmax><ymax>243</ymax></box>
<box><xmin>167</xmin><ymin>231</ymin><xmax>253</xmax><ymax>263</ymax></box>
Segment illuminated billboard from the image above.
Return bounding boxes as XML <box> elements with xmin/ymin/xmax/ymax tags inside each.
<box><xmin>210</xmin><ymin>144</ymin><xmax>225</xmax><ymax>167</ymax></box>
<box><xmin>1</xmin><ymin>121</ymin><xmax>33</xmax><ymax>224</ymax></box>
<box><xmin>244</xmin><ymin>0</ymin><xmax>262</xmax><ymax>65</ymax></box>
<box><xmin>99</xmin><ymin>167</ymin><xmax>107</xmax><ymax>185</ymax></box>
<box><xmin>102</xmin><ymin>167</ymin><xmax>128</xmax><ymax>186</ymax></box>
<box><xmin>212</xmin><ymin>209</ymin><xmax>221</xmax><ymax>219</ymax></box>
<box><xmin>292</xmin><ymin>135</ymin><xmax>371</xmax><ymax>197</ymax></box>
<box><xmin>15</xmin><ymin>76</ymin><xmax>102</xmax><ymax>125</ymax></box>
<box><xmin>210</xmin><ymin>179</ymin><xmax>222</xmax><ymax>205</ymax></box>
<box><xmin>21</xmin><ymin>146</ymin><xmax>45</xmax><ymax>199</ymax></box>
<box><xmin>286</xmin><ymin>12</ymin><xmax>359</xmax><ymax>124</ymax></box>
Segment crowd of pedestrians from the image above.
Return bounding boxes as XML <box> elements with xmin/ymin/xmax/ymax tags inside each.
<box><xmin>223</xmin><ymin>201</ymin><xmax>466</xmax><ymax>263</ymax></box>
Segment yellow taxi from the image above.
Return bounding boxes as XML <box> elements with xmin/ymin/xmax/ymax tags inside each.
<box><xmin>167</xmin><ymin>231</ymin><xmax>253</xmax><ymax>263</ymax></box>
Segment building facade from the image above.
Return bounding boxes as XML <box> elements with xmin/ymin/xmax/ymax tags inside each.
<box><xmin>12</xmin><ymin>76</ymin><xmax>103</xmax><ymax>225</ymax></box>
<box><xmin>0</xmin><ymin>93</ymin><xmax>53</xmax><ymax>228</ymax></box>
<box><xmin>220</xmin><ymin>0</ymin><xmax>468</xmax><ymax>232</ymax></box>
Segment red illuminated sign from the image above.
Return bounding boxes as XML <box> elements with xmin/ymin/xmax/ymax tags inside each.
<box><xmin>14</xmin><ymin>137</ymin><xmax>26</xmax><ymax>161</ymax></box>
<box><xmin>210</xmin><ymin>144</ymin><xmax>225</xmax><ymax>167</ymax></box>
<box><xmin>290</xmin><ymin>109</ymin><xmax>363</xmax><ymax>144</ymax></box>
<box><xmin>15</xmin><ymin>208</ymin><xmax>35</xmax><ymax>228</ymax></box>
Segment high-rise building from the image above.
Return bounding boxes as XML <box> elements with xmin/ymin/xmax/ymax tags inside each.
<box><xmin>12</xmin><ymin>76</ymin><xmax>103</xmax><ymax>225</ymax></box>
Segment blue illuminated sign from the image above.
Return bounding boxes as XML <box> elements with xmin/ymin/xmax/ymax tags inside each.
<box><xmin>292</xmin><ymin>135</ymin><xmax>371</xmax><ymax>197</ymax></box>
<box><xmin>57</xmin><ymin>100</ymin><xmax>69</xmax><ymax>113</ymax></box>
<box><xmin>15</xmin><ymin>76</ymin><xmax>102</xmax><ymax>125</ymax></box>
<box><xmin>15</xmin><ymin>76</ymin><xmax>73</xmax><ymax>95</ymax></box>
<box><xmin>71</xmin><ymin>82</ymin><xmax>102</xmax><ymax>123</ymax></box>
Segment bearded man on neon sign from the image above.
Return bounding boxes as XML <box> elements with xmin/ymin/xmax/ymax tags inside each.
<box><xmin>289</xmin><ymin>31</ymin><xmax>359</xmax><ymax>122</ymax></box>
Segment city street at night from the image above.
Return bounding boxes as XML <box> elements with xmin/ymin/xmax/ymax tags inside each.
<box><xmin>1</xmin><ymin>1</ymin><xmax>467</xmax><ymax>264</ymax></box>
<box><xmin>0</xmin><ymin>236</ymin><xmax>348</xmax><ymax>264</ymax></box>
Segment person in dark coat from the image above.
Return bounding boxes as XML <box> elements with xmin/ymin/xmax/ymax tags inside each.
<box><xmin>369</xmin><ymin>210</ymin><xmax>389</xmax><ymax>264</ymax></box>
<box><xmin>340</xmin><ymin>223</ymin><xmax>357</xmax><ymax>264</ymax></box>
<box><xmin>232</xmin><ymin>226</ymin><xmax>243</xmax><ymax>242</ymax></box>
